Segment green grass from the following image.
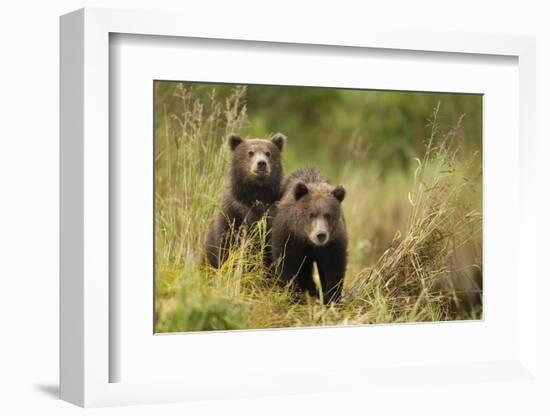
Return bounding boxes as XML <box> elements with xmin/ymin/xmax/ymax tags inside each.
<box><xmin>154</xmin><ymin>84</ymin><xmax>482</xmax><ymax>333</ymax></box>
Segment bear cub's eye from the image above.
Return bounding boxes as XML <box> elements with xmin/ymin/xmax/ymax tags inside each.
<box><xmin>324</xmin><ymin>213</ymin><xmax>331</xmax><ymax>220</ymax></box>
<box><xmin>309</xmin><ymin>212</ymin><xmax>317</xmax><ymax>219</ymax></box>
<box><xmin>265</xmin><ymin>151</ymin><xmax>271</xmax><ymax>158</ymax></box>
<box><xmin>248</xmin><ymin>151</ymin><xmax>254</xmax><ymax>157</ymax></box>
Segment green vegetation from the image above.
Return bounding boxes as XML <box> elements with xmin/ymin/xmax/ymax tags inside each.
<box><xmin>154</xmin><ymin>82</ymin><xmax>482</xmax><ymax>332</ymax></box>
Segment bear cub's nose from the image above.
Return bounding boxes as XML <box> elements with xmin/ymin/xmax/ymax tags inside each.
<box><xmin>316</xmin><ymin>231</ymin><xmax>327</xmax><ymax>243</ymax></box>
<box><xmin>257</xmin><ymin>160</ymin><xmax>267</xmax><ymax>170</ymax></box>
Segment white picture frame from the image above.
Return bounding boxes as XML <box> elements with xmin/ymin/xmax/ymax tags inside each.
<box><xmin>60</xmin><ymin>7</ymin><xmax>538</xmax><ymax>408</ymax></box>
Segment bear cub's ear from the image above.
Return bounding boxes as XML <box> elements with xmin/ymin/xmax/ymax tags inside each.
<box><xmin>293</xmin><ymin>181</ymin><xmax>308</xmax><ymax>200</ymax></box>
<box><xmin>228</xmin><ymin>133</ymin><xmax>243</xmax><ymax>151</ymax></box>
<box><xmin>332</xmin><ymin>185</ymin><xmax>346</xmax><ymax>202</ymax></box>
<box><xmin>270</xmin><ymin>133</ymin><xmax>286</xmax><ymax>152</ymax></box>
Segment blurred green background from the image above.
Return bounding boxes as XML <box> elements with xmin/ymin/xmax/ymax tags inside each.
<box><xmin>155</xmin><ymin>82</ymin><xmax>482</xmax><ymax>181</ymax></box>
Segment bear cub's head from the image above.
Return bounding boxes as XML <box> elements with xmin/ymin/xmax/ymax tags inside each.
<box><xmin>292</xmin><ymin>181</ymin><xmax>346</xmax><ymax>246</ymax></box>
<box><xmin>228</xmin><ymin>133</ymin><xmax>285</xmax><ymax>185</ymax></box>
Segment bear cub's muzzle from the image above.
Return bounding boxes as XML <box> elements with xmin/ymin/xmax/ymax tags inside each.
<box><xmin>308</xmin><ymin>218</ymin><xmax>330</xmax><ymax>246</ymax></box>
<box><xmin>251</xmin><ymin>154</ymin><xmax>271</xmax><ymax>177</ymax></box>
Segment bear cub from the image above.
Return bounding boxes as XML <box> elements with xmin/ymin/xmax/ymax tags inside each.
<box><xmin>271</xmin><ymin>168</ymin><xmax>348</xmax><ymax>304</ymax></box>
<box><xmin>205</xmin><ymin>133</ymin><xmax>286</xmax><ymax>268</ymax></box>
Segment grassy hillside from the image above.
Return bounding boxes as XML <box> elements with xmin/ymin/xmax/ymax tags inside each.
<box><xmin>154</xmin><ymin>82</ymin><xmax>482</xmax><ymax>332</ymax></box>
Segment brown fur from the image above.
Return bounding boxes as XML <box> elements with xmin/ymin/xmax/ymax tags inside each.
<box><xmin>271</xmin><ymin>168</ymin><xmax>347</xmax><ymax>303</ymax></box>
<box><xmin>205</xmin><ymin>133</ymin><xmax>286</xmax><ymax>268</ymax></box>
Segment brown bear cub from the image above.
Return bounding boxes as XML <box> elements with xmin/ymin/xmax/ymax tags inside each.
<box><xmin>205</xmin><ymin>133</ymin><xmax>286</xmax><ymax>268</ymax></box>
<box><xmin>271</xmin><ymin>168</ymin><xmax>347</xmax><ymax>304</ymax></box>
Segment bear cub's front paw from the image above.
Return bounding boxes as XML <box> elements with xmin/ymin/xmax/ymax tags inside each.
<box><xmin>252</xmin><ymin>200</ymin><xmax>268</xmax><ymax>213</ymax></box>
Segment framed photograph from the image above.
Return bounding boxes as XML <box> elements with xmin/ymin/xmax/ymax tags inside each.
<box><xmin>60</xmin><ymin>8</ymin><xmax>538</xmax><ymax>408</ymax></box>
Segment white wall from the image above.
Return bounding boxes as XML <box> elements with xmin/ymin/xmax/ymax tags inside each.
<box><xmin>1</xmin><ymin>1</ymin><xmax>548</xmax><ymax>415</ymax></box>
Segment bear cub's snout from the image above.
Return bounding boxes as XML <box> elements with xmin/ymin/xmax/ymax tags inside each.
<box><xmin>249</xmin><ymin>151</ymin><xmax>270</xmax><ymax>177</ymax></box>
<box><xmin>309</xmin><ymin>217</ymin><xmax>330</xmax><ymax>246</ymax></box>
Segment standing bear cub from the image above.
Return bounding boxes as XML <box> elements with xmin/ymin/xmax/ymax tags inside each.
<box><xmin>205</xmin><ymin>133</ymin><xmax>286</xmax><ymax>268</ymax></box>
<box><xmin>271</xmin><ymin>168</ymin><xmax>348</xmax><ymax>304</ymax></box>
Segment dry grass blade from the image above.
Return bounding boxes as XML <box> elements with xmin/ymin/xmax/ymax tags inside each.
<box><xmin>344</xmin><ymin>104</ymin><xmax>482</xmax><ymax>321</ymax></box>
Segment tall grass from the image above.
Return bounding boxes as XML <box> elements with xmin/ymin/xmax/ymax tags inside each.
<box><xmin>155</xmin><ymin>84</ymin><xmax>482</xmax><ymax>332</ymax></box>
<box><xmin>154</xmin><ymin>84</ymin><xmax>248</xmax><ymax>323</ymax></box>
<box><xmin>344</xmin><ymin>104</ymin><xmax>482</xmax><ymax>321</ymax></box>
